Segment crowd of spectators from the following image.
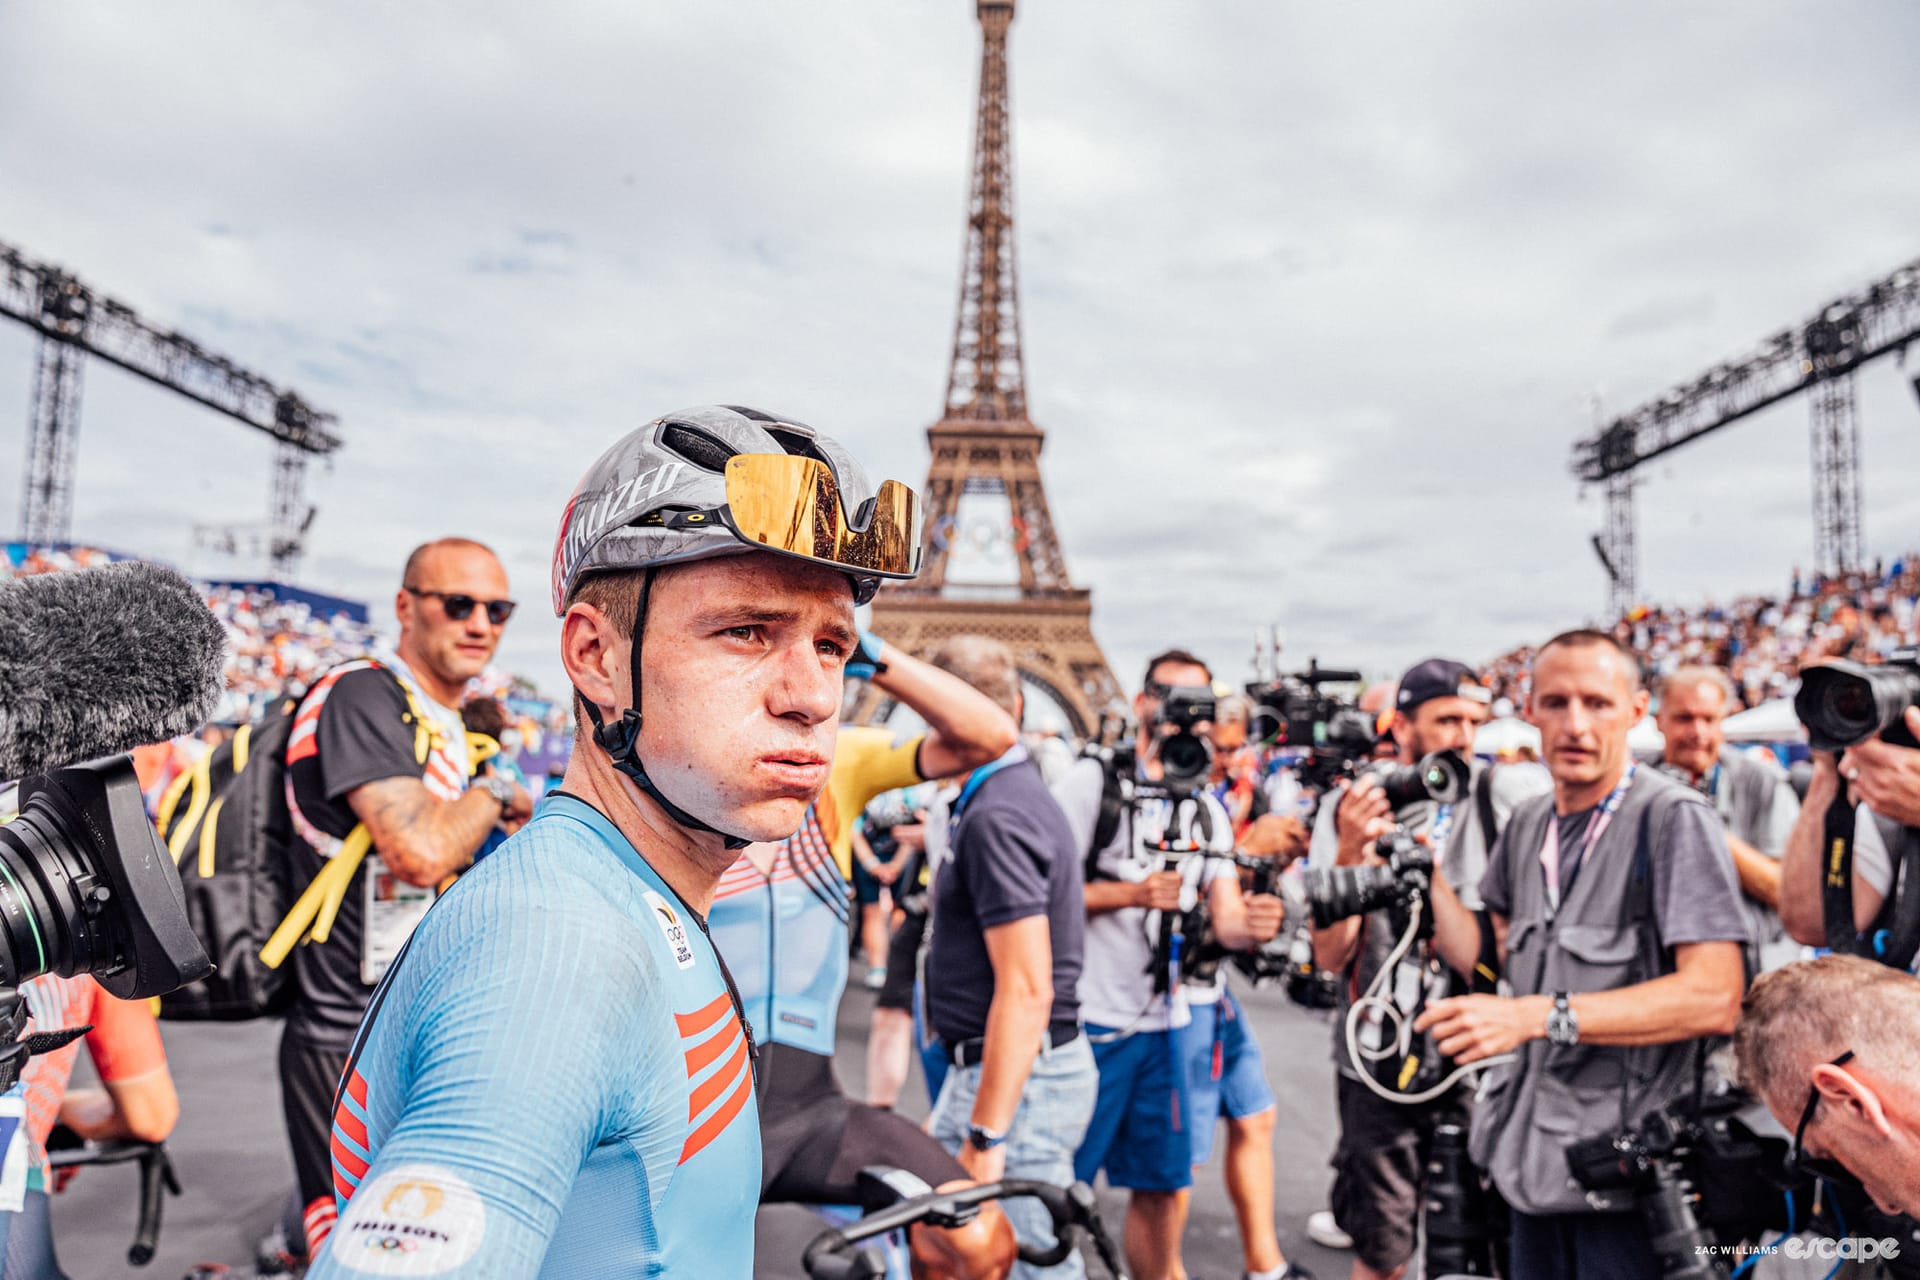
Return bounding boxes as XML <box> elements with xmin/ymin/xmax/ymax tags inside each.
<box><xmin>209</xmin><ymin>584</ymin><xmax>380</xmax><ymax>723</ymax></box>
<box><xmin>5</xmin><ymin>545</ymin><xmax>566</xmax><ymax>752</ymax></box>
<box><xmin>1483</xmin><ymin>552</ymin><xmax>1920</xmax><ymax>711</ymax></box>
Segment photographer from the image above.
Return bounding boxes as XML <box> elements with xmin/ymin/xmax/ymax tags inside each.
<box><xmin>1411</xmin><ymin>630</ymin><xmax>1747</xmax><ymax>1280</ymax></box>
<box><xmin>1734</xmin><ymin>953</ymin><xmax>1920</xmax><ymax>1219</ymax></box>
<box><xmin>1306</xmin><ymin>658</ymin><xmax>1541</xmax><ymax>1280</ymax></box>
<box><xmin>1779</xmin><ymin>704</ymin><xmax>1920</xmax><ymax>956</ymax></box>
<box><xmin>1053</xmin><ymin>649</ymin><xmax>1284</xmax><ymax>1280</ymax></box>
<box><xmin>1653</xmin><ymin>665</ymin><xmax>1800</xmax><ymax>973</ymax></box>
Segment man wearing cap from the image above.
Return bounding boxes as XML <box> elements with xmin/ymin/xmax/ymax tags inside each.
<box><xmin>1306</xmin><ymin>658</ymin><xmax>1544</xmax><ymax>1280</ymax></box>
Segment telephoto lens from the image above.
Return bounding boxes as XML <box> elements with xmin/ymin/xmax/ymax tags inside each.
<box><xmin>1376</xmin><ymin>749</ymin><xmax>1472</xmax><ymax>809</ymax></box>
<box><xmin>1423</xmin><ymin>1123</ymin><xmax>1497</xmax><ymax>1277</ymax></box>
<box><xmin>1794</xmin><ymin>654</ymin><xmax>1920</xmax><ymax>752</ymax></box>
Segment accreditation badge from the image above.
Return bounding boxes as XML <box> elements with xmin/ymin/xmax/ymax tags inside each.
<box><xmin>362</xmin><ymin>855</ymin><xmax>435</xmax><ymax>985</ymax></box>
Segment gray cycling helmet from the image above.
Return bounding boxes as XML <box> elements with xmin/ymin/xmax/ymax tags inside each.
<box><xmin>551</xmin><ymin>404</ymin><xmax>898</xmax><ymax>615</ymax></box>
<box><xmin>552</xmin><ymin>404</ymin><xmax>921</xmax><ymax>852</ymax></box>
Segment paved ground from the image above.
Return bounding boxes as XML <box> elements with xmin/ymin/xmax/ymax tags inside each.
<box><xmin>54</xmin><ymin>977</ymin><xmax>1354</xmax><ymax>1279</ymax></box>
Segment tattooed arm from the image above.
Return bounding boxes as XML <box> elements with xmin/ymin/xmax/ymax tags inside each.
<box><xmin>347</xmin><ymin>778</ymin><xmax>527</xmax><ymax>887</ymax></box>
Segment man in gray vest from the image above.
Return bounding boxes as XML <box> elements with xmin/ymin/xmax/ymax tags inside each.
<box><xmin>1413</xmin><ymin>630</ymin><xmax>1747</xmax><ymax>1279</ymax></box>
<box><xmin>1654</xmin><ymin>665</ymin><xmax>1800</xmax><ymax>972</ymax></box>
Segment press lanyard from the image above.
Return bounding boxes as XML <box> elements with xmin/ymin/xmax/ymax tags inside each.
<box><xmin>947</xmin><ymin>746</ymin><xmax>1027</xmax><ymax>840</ymax></box>
<box><xmin>1538</xmin><ymin>763</ymin><xmax>1636</xmax><ymax>914</ymax></box>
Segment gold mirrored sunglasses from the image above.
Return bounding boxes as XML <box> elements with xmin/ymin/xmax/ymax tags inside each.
<box><xmin>722</xmin><ymin>454</ymin><xmax>924</xmax><ymax>579</ymax></box>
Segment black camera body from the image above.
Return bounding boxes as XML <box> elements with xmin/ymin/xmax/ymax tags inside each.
<box><xmin>1796</xmin><ymin>647</ymin><xmax>1920</xmax><ymax>752</ymax></box>
<box><xmin>1152</xmin><ymin>685</ymin><xmax>1216</xmax><ymax>789</ymax></box>
<box><xmin>1568</xmin><ymin>1091</ymin><xmax>1805</xmax><ymax>1280</ymax></box>
<box><xmin>4</xmin><ymin>757</ymin><xmax>211</xmax><ymax>1000</ymax></box>
<box><xmin>1304</xmin><ymin>750</ymin><xmax>1472</xmax><ymax>929</ymax></box>
<box><xmin>0</xmin><ymin>756</ymin><xmax>212</xmax><ymax>1091</ymax></box>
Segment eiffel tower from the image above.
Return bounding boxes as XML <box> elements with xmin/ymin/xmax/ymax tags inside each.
<box><xmin>856</xmin><ymin>0</ymin><xmax>1122</xmax><ymax>736</ymax></box>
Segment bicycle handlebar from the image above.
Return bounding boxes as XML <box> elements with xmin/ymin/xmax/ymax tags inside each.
<box><xmin>800</xmin><ymin>1178</ymin><xmax>1128</xmax><ymax>1280</ymax></box>
<box><xmin>47</xmin><ymin>1131</ymin><xmax>180</xmax><ymax>1267</ymax></box>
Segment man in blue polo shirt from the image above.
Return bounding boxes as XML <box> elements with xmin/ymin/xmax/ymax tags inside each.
<box><xmin>922</xmin><ymin>635</ymin><xmax>1095</xmax><ymax>1280</ymax></box>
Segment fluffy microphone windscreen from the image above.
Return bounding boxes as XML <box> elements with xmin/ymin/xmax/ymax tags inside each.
<box><xmin>0</xmin><ymin>561</ymin><xmax>230</xmax><ymax>778</ymax></box>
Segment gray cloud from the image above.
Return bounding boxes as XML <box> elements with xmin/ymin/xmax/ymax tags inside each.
<box><xmin>1</xmin><ymin>1</ymin><xmax>1917</xmax><ymax>707</ymax></box>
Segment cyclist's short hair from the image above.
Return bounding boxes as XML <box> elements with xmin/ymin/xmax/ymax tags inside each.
<box><xmin>565</xmin><ymin>569</ymin><xmax>649</xmax><ymax>738</ymax></box>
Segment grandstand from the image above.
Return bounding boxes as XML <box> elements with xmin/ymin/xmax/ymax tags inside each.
<box><xmin>1483</xmin><ymin>552</ymin><xmax>1920</xmax><ymax>715</ymax></box>
<box><xmin>4</xmin><ymin>542</ymin><xmax>569</xmax><ymax>774</ymax></box>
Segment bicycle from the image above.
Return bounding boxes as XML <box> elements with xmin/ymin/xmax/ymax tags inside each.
<box><xmin>45</xmin><ymin>1125</ymin><xmax>181</xmax><ymax>1268</ymax></box>
<box><xmin>800</xmin><ymin>1176</ymin><xmax>1130</xmax><ymax>1280</ymax></box>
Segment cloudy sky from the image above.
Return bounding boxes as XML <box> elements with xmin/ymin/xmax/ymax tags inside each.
<box><xmin>3</xmin><ymin>2</ymin><xmax>1918</xmax><ymax>711</ymax></box>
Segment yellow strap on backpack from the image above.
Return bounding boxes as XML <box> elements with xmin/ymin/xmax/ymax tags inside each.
<box><xmin>259</xmin><ymin>667</ymin><xmax>460</xmax><ymax>969</ymax></box>
<box><xmin>259</xmin><ymin>824</ymin><xmax>375</xmax><ymax>969</ymax></box>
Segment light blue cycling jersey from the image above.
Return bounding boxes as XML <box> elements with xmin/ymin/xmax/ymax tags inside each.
<box><xmin>314</xmin><ymin>794</ymin><xmax>760</xmax><ymax>1279</ymax></box>
<box><xmin>707</xmin><ymin>727</ymin><xmax>925</xmax><ymax>1056</ymax></box>
<box><xmin>708</xmin><ymin>803</ymin><xmax>851</xmax><ymax>1057</ymax></box>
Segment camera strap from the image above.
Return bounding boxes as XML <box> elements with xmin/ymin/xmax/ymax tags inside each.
<box><xmin>1822</xmin><ymin>778</ymin><xmax>1862</xmax><ymax>953</ymax></box>
<box><xmin>1824</xmin><ymin>784</ymin><xmax>1920</xmax><ymax>970</ymax></box>
<box><xmin>1538</xmin><ymin>763</ymin><xmax>1636</xmax><ymax>918</ymax></box>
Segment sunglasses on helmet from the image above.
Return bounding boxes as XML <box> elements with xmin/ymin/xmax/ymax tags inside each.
<box><xmin>720</xmin><ymin>454</ymin><xmax>924</xmax><ymax>580</ymax></box>
<box><xmin>406</xmin><ymin>587</ymin><xmax>518</xmax><ymax>627</ymax></box>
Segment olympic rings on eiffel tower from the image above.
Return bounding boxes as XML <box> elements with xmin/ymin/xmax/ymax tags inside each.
<box><xmin>929</xmin><ymin>514</ymin><xmax>1033</xmax><ymax>556</ymax></box>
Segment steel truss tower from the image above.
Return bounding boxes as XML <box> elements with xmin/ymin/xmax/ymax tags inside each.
<box><xmin>1</xmin><ymin>239</ymin><xmax>341</xmax><ymax>579</ymax></box>
<box><xmin>1571</xmin><ymin>259</ymin><xmax>1920</xmax><ymax>598</ymax></box>
<box><xmin>856</xmin><ymin>0</ymin><xmax>1122</xmax><ymax>736</ymax></box>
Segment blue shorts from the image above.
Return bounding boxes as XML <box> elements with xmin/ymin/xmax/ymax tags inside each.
<box><xmin>1176</xmin><ymin>990</ymin><xmax>1277</xmax><ymax>1166</ymax></box>
<box><xmin>1073</xmin><ymin>1024</ymin><xmax>1193</xmax><ymax>1193</ymax></box>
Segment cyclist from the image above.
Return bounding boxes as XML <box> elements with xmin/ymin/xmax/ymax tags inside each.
<box><xmin>709</xmin><ymin>630</ymin><xmax>1020</xmax><ymax>1278</ymax></box>
<box><xmin>5</xmin><ymin>974</ymin><xmax>178</xmax><ymax>1280</ymax></box>
<box><xmin>312</xmin><ymin>406</ymin><xmax>925</xmax><ymax>1278</ymax></box>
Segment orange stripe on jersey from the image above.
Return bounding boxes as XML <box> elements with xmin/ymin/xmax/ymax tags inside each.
<box><xmin>346</xmin><ymin>1069</ymin><xmax>368</xmax><ymax>1109</ymax></box>
<box><xmin>330</xmin><ymin>1133</ymin><xmax>369</xmax><ymax>1182</ymax></box>
<box><xmin>333</xmin><ymin>1165</ymin><xmax>356</xmax><ymax>1204</ymax></box>
<box><xmin>679</xmin><ymin>1067</ymin><xmax>753</xmax><ymax>1165</ymax></box>
<box><xmin>333</xmin><ymin>1103</ymin><xmax>368</xmax><ymax>1152</ymax></box>
<box><xmin>685</xmin><ymin>1018</ymin><xmax>741</xmax><ymax>1076</ymax></box>
<box><xmin>674</xmin><ymin>993</ymin><xmax>731</xmax><ymax>1039</ymax></box>
<box><xmin>687</xmin><ymin>1033</ymin><xmax>750</xmax><ymax>1119</ymax></box>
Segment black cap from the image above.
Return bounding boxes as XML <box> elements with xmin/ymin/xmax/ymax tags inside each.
<box><xmin>1396</xmin><ymin>658</ymin><xmax>1491</xmax><ymax>715</ymax></box>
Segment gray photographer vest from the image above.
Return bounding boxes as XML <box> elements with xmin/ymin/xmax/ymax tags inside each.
<box><xmin>1714</xmin><ymin>746</ymin><xmax>1789</xmax><ymax>970</ymax></box>
<box><xmin>1467</xmin><ymin>768</ymin><xmax>1714</xmax><ymax>1216</ymax></box>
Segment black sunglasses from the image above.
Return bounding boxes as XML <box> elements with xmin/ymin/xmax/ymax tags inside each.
<box><xmin>406</xmin><ymin>586</ymin><xmax>517</xmax><ymax>627</ymax></box>
<box><xmin>1789</xmin><ymin>1049</ymin><xmax>1859</xmax><ymax>1186</ymax></box>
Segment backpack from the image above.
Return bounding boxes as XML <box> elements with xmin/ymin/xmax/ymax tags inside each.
<box><xmin>155</xmin><ymin>697</ymin><xmax>301</xmax><ymax>1020</ymax></box>
<box><xmin>155</xmin><ymin>662</ymin><xmax>469</xmax><ymax>1021</ymax></box>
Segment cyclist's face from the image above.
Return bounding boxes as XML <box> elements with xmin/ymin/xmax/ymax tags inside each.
<box><xmin>635</xmin><ymin>552</ymin><xmax>856</xmax><ymax>842</ymax></box>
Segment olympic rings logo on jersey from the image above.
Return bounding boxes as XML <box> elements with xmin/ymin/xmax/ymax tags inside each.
<box><xmin>360</xmin><ymin>1236</ymin><xmax>420</xmax><ymax>1255</ymax></box>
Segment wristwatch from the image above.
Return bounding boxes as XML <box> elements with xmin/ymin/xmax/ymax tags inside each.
<box><xmin>477</xmin><ymin>774</ymin><xmax>517</xmax><ymax>810</ymax></box>
<box><xmin>966</xmin><ymin>1123</ymin><xmax>1008</xmax><ymax>1152</ymax></box>
<box><xmin>1545</xmin><ymin>992</ymin><xmax>1580</xmax><ymax>1046</ymax></box>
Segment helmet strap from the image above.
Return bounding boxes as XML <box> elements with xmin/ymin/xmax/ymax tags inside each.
<box><xmin>578</xmin><ymin>571</ymin><xmax>751</xmax><ymax>851</ymax></box>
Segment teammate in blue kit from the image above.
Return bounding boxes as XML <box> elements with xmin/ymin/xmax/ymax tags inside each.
<box><xmin>311</xmin><ymin>406</ymin><xmax>927</xmax><ymax>1278</ymax></box>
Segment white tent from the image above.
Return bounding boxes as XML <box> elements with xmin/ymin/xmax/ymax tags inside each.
<box><xmin>1475</xmin><ymin>717</ymin><xmax>1540</xmax><ymax>757</ymax></box>
<box><xmin>1722</xmin><ymin>697</ymin><xmax>1804</xmax><ymax>744</ymax></box>
<box><xmin>1627</xmin><ymin>715</ymin><xmax>1665</xmax><ymax>754</ymax></box>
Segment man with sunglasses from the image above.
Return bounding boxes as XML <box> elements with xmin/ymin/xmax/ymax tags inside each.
<box><xmin>1736</xmin><ymin>954</ymin><xmax>1920</xmax><ymax>1222</ymax></box>
<box><xmin>310</xmin><ymin>408</ymin><xmax>1006</xmax><ymax>1278</ymax></box>
<box><xmin>279</xmin><ymin>536</ymin><xmax>532</xmax><ymax>1261</ymax></box>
